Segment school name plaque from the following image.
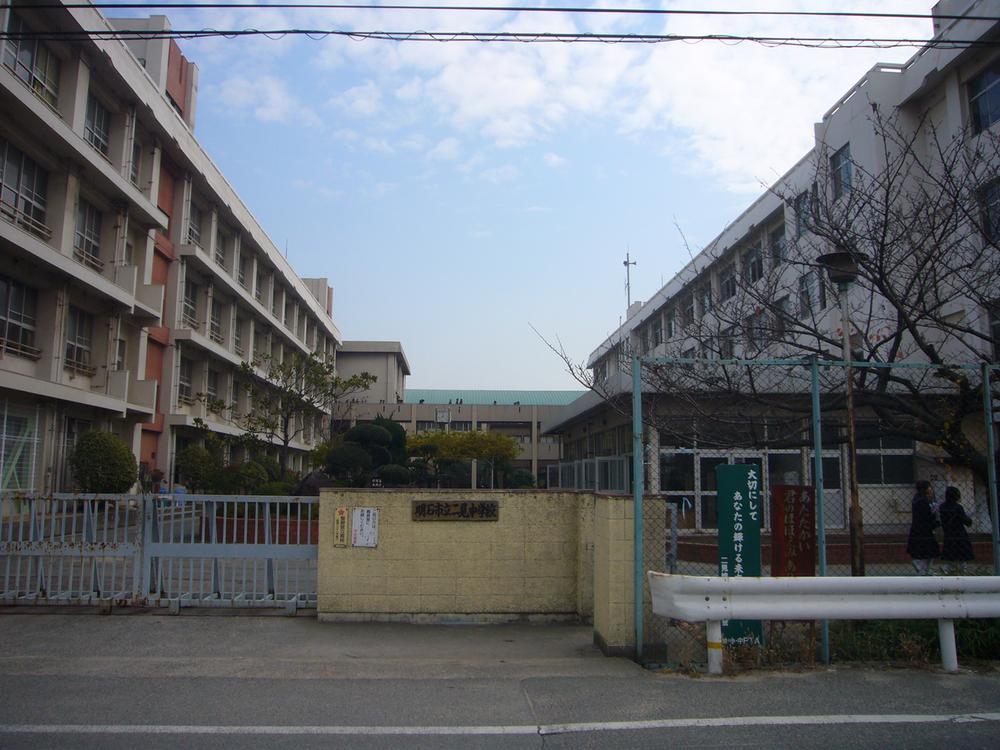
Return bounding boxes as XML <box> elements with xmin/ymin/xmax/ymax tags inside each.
<box><xmin>411</xmin><ymin>500</ymin><xmax>499</xmax><ymax>521</ymax></box>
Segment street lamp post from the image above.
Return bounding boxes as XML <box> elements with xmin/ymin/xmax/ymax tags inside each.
<box><xmin>818</xmin><ymin>252</ymin><xmax>866</xmax><ymax>577</ymax></box>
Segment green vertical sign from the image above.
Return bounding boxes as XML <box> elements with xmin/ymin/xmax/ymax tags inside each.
<box><xmin>716</xmin><ymin>463</ymin><xmax>763</xmax><ymax>646</ymax></box>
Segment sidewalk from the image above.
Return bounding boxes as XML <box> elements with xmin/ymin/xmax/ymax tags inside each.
<box><xmin>0</xmin><ymin>612</ymin><xmax>998</xmax><ymax>749</ymax></box>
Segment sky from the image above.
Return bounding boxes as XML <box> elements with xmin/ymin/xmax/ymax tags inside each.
<box><xmin>107</xmin><ymin>1</ymin><xmax>936</xmax><ymax>389</ymax></box>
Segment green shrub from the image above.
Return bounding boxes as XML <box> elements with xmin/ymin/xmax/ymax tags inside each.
<box><xmin>253</xmin><ymin>456</ymin><xmax>282</xmax><ymax>481</ymax></box>
<box><xmin>175</xmin><ymin>445</ymin><xmax>221</xmax><ymax>493</ymax></box>
<box><xmin>254</xmin><ymin>480</ymin><xmax>295</xmax><ymax>496</ymax></box>
<box><xmin>374</xmin><ymin>416</ymin><xmax>407</xmax><ymax>464</ymax></box>
<box><xmin>509</xmin><ymin>469</ymin><xmax>536</xmax><ymax>488</ymax></box>
<box><xmin>376</xmin><ymin>464</ymin><xmax>412</xmax><ymax>487</ymax></box>
<box><xmin>344</xmin><ymin>423</ymin><xmax>392</xmax><ymax>449</ymax></box>
<box><xmin>237</xmin><ymin>461</ymin><xmax>269</xmax><ymax>492</ymax></box>
<box><xmin>70</xmin><ymin>431</ymin><xmax>137</xmax><ymax>493</ymax></box>
<box><xmin>326</xmin><ymin>442</ymin><xmax>373</xmax><ymax>486</ymax></box>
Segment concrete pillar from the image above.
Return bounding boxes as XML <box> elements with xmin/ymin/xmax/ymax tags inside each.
<box><xmin>645</xmin><ymin>423</ymin><xmax>660</xmax><ymax>493</ymax></box>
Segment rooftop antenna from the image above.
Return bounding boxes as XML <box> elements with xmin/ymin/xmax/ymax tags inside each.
<box><xmin>623</xmin><ymin>250</ymin><xmax>637</xmax><ymax>308</ymax></box>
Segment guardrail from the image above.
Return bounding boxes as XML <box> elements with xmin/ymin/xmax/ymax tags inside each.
<box><xmin>648</xmin><ymin>571</ymin><xmax>1000</xmax><ymax>674</ymax></box>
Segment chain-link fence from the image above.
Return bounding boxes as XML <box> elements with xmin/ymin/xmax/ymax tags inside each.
<box><xmin>629</xmin><ymin>356</ymin><xmax>1000</xmax><ymax>668</ymax></box>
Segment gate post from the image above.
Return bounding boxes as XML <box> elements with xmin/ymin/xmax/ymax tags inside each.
<box><xmin>632</xmin><ymin>355</ymin><xmax>645</xmax><ymax>662</ymax></box>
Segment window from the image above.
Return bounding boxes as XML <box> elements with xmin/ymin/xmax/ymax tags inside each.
<box><xmin>234</xmin><ymin>318</ymin><xmax>245</xmax><ymax>356</ymax></box>
<box><xmin>214</xmin><ymin>228</ymin><xmax>227</xmax><ymax>267</ymax></box>
<box><xmin>698</xmin><ymin>284</ymin><xmax>713</xmax><ymax>316</ymax></box>
<box><xmin>74</xmin><ymin>199</ymin><xmax>103</xmax><ymax>270</ymax></box>
<box><xmin>665</xmin><ymin>310</ymin><xmax>675</xmax><ymax>339</ymax></box>
<box><xmin>129</xmin><ymin>139</ymin><xmax>142</xmax><ymax>185</ymax></box>
<box><xmin>639</xmin><ymin>326</ymin><xmax>649</xmax><ymax>354</ymax></box>
<box><xmin>719</xmin><ymin>263</ymin><xmax>736</xmax><ymax>301</ymax></box>
<box><xmin>594</xmin><ymin>359</ymin><xmax>608</xmax><ymax>384</ymax></box>
<box><xmin>857</xmin><ymin>428</ymin><xmax>915</xmax><ymax>485</ymax></box>
<box><xmin>182</xmin><ymin>280</ymin><xmax>198</xmax><ymax>328</ymax></box>
<box><xmin>255</xmin><ymin>269</ymin><xmax>265</xmax><ymax>302</ymax></box>
<box><xmin>450</xmin><ymin>421</ymin><xmax>473</xmax><ymax>432</ymax></box>
<box><xmin>743</xmin><ymin>245</ymin><xmax>762</xmax><ymax>283</ymax></box>
<box><xmin>770</xmin><ymin>225</ymin><xmax>786</xmax><ymax>264</ymax></box>
<box><xmin>0</xmin><ymin>137</ymin><xmax>49</xmax><ymax>238</ymax></box>
<box><xmin>2</xmin><ymin>14</ymin><xmax>60</xmax><ymax>108</ymax></box>
<box><xmin>969</xmin><ymin>62</ymin><xmax>1000</xmax><ymax>134</ymax></box>
<box><xmin>206</xmin><ymin>369</ymin><xmax>219</xmax><ymax>400</ymax></box>
<box><xmin>651</xmin><ymin>318</ymin><xmax>663</xmax><ymax>347</ymax></box>
<box><xmin>272</xmin><ymin>286</ymin><xmax>281</xmax><ymax>317</ymax></box>
<box><xmin>794</xmin><ymin>191</ymin><xmax>811</xmax><ymax>236</ymax></box>
<box><xmin>0</xmin><ymin>275</ymin><xmax>39</xmax><ymax>358</ymax></box>
<box><xmin>210</xmin><ymin>299</ymin><xmax>223</xmax><ymax>344</ymax></box>
<box><xmin>416</xmin><ymin>421</ymin><xmax>441</xmax><ymax>433</ymax></box>
<box><xmin>84</xmin><ymin>93</ymin><xmax>111</xmax><ymax>157</ymax></box>
<box><xmin>831</xmin><ymin>144</ymin><xmax>852</xmax><ymax>199</ymax></box>
<box><xmin>680</xmin><ymin>296</ymin><xmax>694</xmax><ymax>328</ymax></box>
<box><xmin>798</xmin><ymin>271</ymin><xmax>826</xmax><ymax>316</ymax></box>
<box><xmin>178</xmin><ymin>357</ymin><xmax>194</xmax><ymax>403</ymax></box>
<box><xmin>187</xmin><ymin>202</ymin><xmax>202</xmax><ymax>247</ymax></box>
<box><xmin>981</xmin><ymin>180</ymin><xmax>1000</xmax><ymax>243</ymax></box>
<box><xmin>114</xmin><ymin>336</ymin><xmax>127</xmax><ymax>370</ymax></box>
<box><xmin>745</xmin><ymin>309</ymin><xmax>767</xmax><ymax>349</ymax></box>
<box><xmin>64</xmin><ymin>306</ymin><xmax>94</xmax><ymax>374</ymax></box>
<box><xmin>0</xmin><ymin>403</ymin><xmax>39</xmax><ymax>491</ymax></box>
<box><xmin>773</xmin><ymin>296</ymin><xmax>790</xmax><ymax>337</ymax></box>
<box><xmin>719</xmin><ymin>327</ymin><xmax>736</xmax><ymax>359</ymax></box>
<box><xmin>238</xmin><ymin>255</ymin><xmax>249</xmax><ymax>289</ymax></box>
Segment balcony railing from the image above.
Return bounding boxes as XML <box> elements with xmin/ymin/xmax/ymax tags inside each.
<box><xmin>209</xmin><ymin>325</ymin><xmax>224</xmax><ymax>345</ymax></box>
<box><xmin>64</xmin><ymin>358</ymin><xmax>97</xmax><ymax>377</ymax></box>
<box><xmin>1</xmin><ymin>198</ymin><xmax>53</xmax><ymax>241</ymax></box>
<box><xmin>73</xmin><ymin>248</ymin><xmax>104</xmax><ymax>273</ymax></box>
<box><xmin>181</xmin><ymin>311</ymin><xmax>199</xmax><ymax>329</ymax></box>
<box><xmin>177</xmin><ymin>392</ymin><xmax>196</xmax><ymax>406</ymax></box>
<box><xmin>0</xmin><ymin>337</ymin><xmax>41</xmax><ymax>360</ymax></box>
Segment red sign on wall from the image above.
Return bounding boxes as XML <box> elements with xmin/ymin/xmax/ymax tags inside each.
<box><xmin>770</xmin><ymin>485</ymin><xmax>816</xmax><ymax>577</ymax></box>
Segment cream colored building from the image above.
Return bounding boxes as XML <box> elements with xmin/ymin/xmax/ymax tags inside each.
<box><xmin>0</xmin><ymin>3</ymin><xmax>341</xmax><ymax>491</ymax></box>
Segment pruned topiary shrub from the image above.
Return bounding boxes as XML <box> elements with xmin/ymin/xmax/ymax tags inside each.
<box><xmin>70</xmin><ymin>431</ymin><xmax>137</xmax><ymax>493</ymax></box>
<box><xmin>375</xmin><ymin>463</ymin><xmax>412</xmax><ymax>487</ymax></box>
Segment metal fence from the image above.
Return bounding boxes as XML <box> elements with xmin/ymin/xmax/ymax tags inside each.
<box><xmin>545</xmin><ymin>456</ymin><xmax>631</xmax><ymax>493</ymax></box>
<box><xmin>626</xmin><ymin>356</ymin><xmax>1000</xmax><ymax>667</ymax></box>
<box><xmin>1</xmin><ymin>493</ymin><xmax>318</xmax><ymax>609</ymax></box>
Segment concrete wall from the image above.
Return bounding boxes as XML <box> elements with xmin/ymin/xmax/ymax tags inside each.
<box><xmin>318</xmin><ymin>489</ymin><xmax>596</xmax><ymax>623</ymax></box>
<box><xmin>592</xmin><ymin>495</ymin><xmax>635</xmax><ymax>656</ymax></box>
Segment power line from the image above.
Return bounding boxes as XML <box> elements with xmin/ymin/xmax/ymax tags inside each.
<box><xmin>4</xmin><ymin>3</ymin><xmax>999</xmax><ymax>24</ymax></box>
<box><xmin>3</xmin><ymin>27</ymin><xmax>996</xmax><ymax>48</ymax></box>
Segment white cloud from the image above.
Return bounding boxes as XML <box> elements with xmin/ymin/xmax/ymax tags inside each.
<box><xmin>427</xmin><ymin>137</ymin><xmax>461</xmax><ymax>161</ymax></box>
<box><xmin>213</xmin><ymin>75</ymin><xmax>320</xmax><ymax>126</ymax></box>
<box><xmin>333</xmin><ymin>81</ymin><xmax>383</xmax><ymax>117</ymax></box>
<box><xmin>544</xmin><ymin>152</ymin><xmax>566</xmax><ymax>167</ymax></box>
<box><xmin>480</xmin><ymin>164</ymin><xmax>520</xmax><ymax>184</ymax></box>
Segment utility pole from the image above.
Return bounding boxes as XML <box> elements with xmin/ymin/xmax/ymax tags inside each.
<box><xmin>624</xmin><ymin>251</ymin><xmax>637</xmax><ymax>308</ymax></box>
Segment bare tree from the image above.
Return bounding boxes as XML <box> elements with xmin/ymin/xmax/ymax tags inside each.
<box><xmin>549</xmin><ymin>110</ymin><xmax>1000</xmax><ymax>481</ymax></box>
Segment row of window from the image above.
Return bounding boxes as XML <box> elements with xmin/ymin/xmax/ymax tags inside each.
<box><xmin>0</xmin><ymin>273</ymin><xmax>126</xmax><ymax>375</ymax></box>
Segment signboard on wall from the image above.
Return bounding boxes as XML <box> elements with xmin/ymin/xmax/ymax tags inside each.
<box><xmin>333</xmin><ymin>507</ymin><xmax>349</xmax><ymax>547</ymax></box>
<box><xmin>412</xmin><ymin>500</ymin><xmax>499</xmax><ymax>521</ymax></box>
<box><xmin>716</xmin><ymin>463</ymin><xmax>763</xmax><ymax>647</ymax></box>
<box><xmin>770</xmin><ymin>485</ymin><xmax>816</xmax><ymax>577</ymax></box>
<box><xmin>351</xmin><ymin>507</ymin><xmax>379</xmax><ymax>548</ymax></box>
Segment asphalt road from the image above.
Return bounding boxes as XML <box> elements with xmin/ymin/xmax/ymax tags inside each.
<box><xmin>0</xmin><ymin>611</ymin><xmax>997</xmax><ymax>749</ymax></box>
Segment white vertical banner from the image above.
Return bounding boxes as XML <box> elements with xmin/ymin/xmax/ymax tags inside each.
<box><xmin>351</xmin><ymin>507</ymin><xmax>379</xmax><ymax>548</ymax></box>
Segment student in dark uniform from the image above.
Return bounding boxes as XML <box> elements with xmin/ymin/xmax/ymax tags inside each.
<box><xmin>939</xmin><ymin>486</ymin><xmax>974</xmax><ymax>574</ymax></box>
<box><xmin>906</xmin><ymin>480</ymin><xmax>939</xmax><ymax>575</ymax></box>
